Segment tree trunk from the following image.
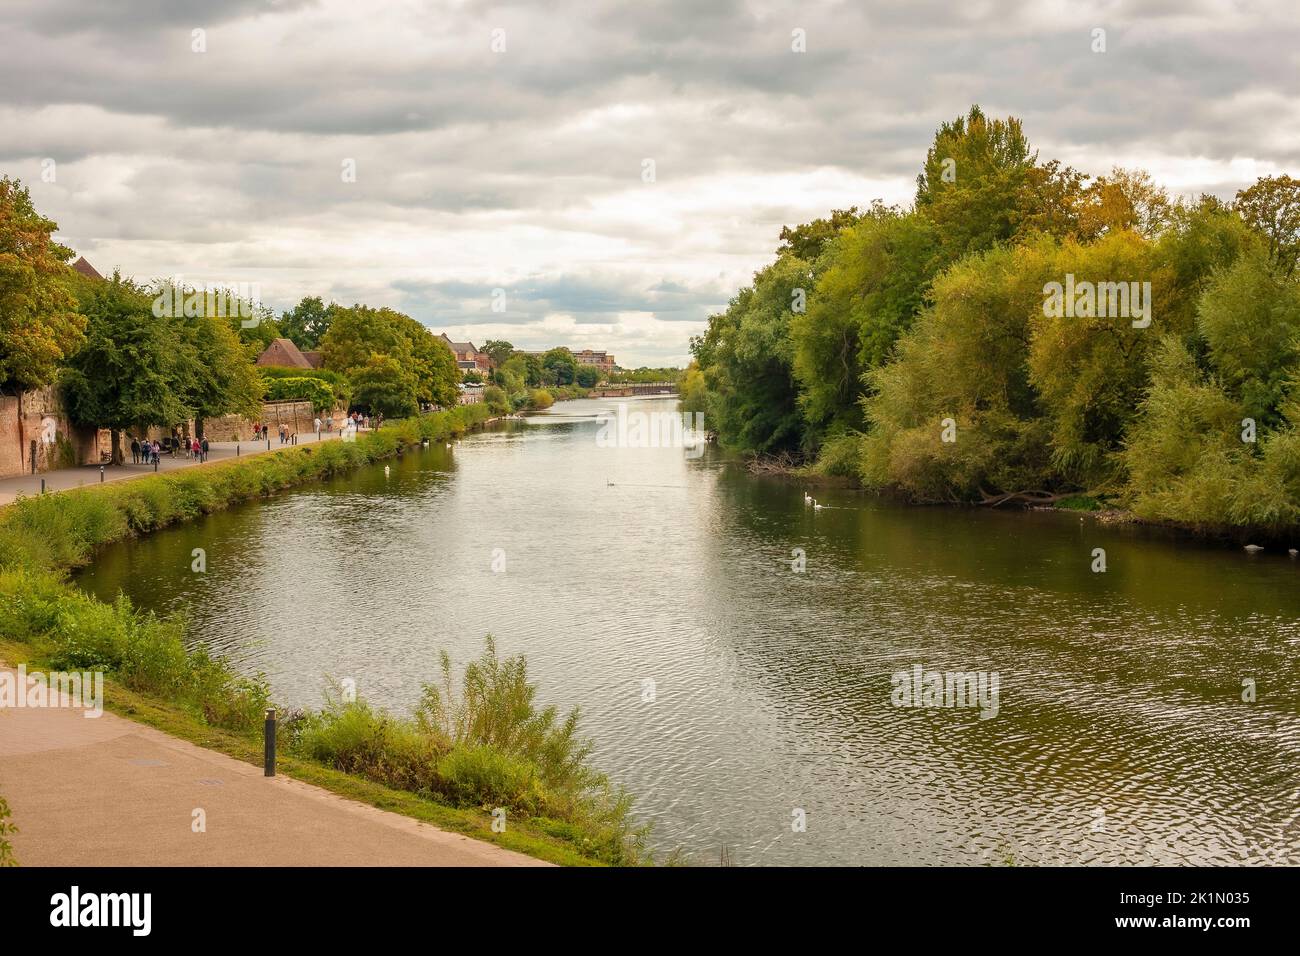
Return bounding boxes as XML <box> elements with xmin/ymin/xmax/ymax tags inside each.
<box><xmin>194</xmin><ymin>416</ymin><xmax>205</xmax><ymax>440</ymax></box>
<box><xmin>111</xmin><ymin>429</ymin><xmax>123</xmax><ymax>465</ymax></box>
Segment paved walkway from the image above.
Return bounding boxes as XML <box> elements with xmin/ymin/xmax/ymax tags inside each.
<box><xmin>0</xmin><ymin>430</ymin><xmax>357</xmax><ymax>506</ymax></box>
<box><xmin>0</xmin><ymin>666</ymin><xmax>547</xmax><ymax>866</ymax></box>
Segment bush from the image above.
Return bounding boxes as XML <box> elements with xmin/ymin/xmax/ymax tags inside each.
<box><xmin>527</xmin><ymin>388</ymin><xmax>554</xmax><ymax>410</ymax></box>
<box><xmin>297</xmin><ymin>638</ymin><xmax>647</xmax><ymax>863</ymax></box>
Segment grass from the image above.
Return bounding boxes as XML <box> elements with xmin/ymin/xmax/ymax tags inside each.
<box><xmin>0</xmin><ymin>403</ymin><xmax>648</xmax><ymax>865</ymax></box>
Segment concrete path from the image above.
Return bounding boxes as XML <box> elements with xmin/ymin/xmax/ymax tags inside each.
<box><xmin>0</xmin><ymin>666</ymin><xmax>548</xmax><ymax>866</ymax></box>
<box><xmin>0</xmin><ymin>430</ymin><xmax>360</xmax><ymax>506</ymax></box>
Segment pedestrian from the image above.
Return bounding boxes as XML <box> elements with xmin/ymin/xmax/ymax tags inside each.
<box><xmin>200</xmin><ymin>436</ymin><xmax>209</xmax><ymax>462</ymax></box>
<box><xmin>313</xmin><ymin>416</ymin><xmax>321</xmax><ymax>435</ymax></box>
<box><xmin>130</xmin><ymin>437</ymin><xmax>140</xmax><ymax>465</ymax></box>
<box><xmin>150</xmin><ymin>441</ymin><xmax>160</xmax><ymax>465</ymax></box>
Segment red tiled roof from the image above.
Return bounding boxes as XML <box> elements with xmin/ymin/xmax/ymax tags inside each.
<box><xmin>71</xmin><ymin>256</ymin><xmax>103</xmax><ymax>281</ymax></box>
<box><xmin>256</xmin><ymin>338</ymin><xmax>313</xmax><ymax>369</ymax></box>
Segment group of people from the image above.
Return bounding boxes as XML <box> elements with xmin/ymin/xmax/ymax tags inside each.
<box><xmin>310</xmin><ymin>412</ymin><xmax>380</xmax><ymax>434</ymax></box>
<box><xmin>250</xmin><ymin>423</ymin><xmax>297</xmax><ymax>445</ymax></box>
<box><xmin>128</xmin><ymin>434</ymin><xmax>209</xmax><ymax>465</ymax></box>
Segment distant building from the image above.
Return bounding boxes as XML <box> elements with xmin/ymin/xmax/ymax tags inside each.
<box><xmin>523</xmin><ymin>348</ymin><xmax>615</xmax><ymax>374</ymax></box>
<box><xmin>256</xmin><ymin>338</ymin><xmax>314</xmax><ymax>369</ymax></box>
<box><xmin>439</xmin><ymin>333</ymin><xmax>491</xmax><ymax>373</ymax></box>
<box><xmin>70</xmin><ymin>256</ymin><xmax>103</xmax><ymax>281</ymax></box>
<box><xmin>300</xmin><ymin>350</ymin><xmax>325</xmax><ymax>369</ymax></box>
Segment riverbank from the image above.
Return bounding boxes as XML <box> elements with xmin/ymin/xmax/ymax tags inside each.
<box><xmin>0</xmin><ymin>404</ymin><xmax>644</xmax><ymax>866</ymax></box>
<box><xmin>746</xmin><ymin>453</ymin><xmax>1300</xmax><ymax>549</ymax></box>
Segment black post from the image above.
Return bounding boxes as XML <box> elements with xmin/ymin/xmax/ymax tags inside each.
<box><xmin>267</xmin><ymin>438</ymin><xmax>271</xmax><ymax>451</ymax></box>
<box><xmin>153</xmin><ymin>459</ymin><xmax>158</xmax><ymax>473</ymax></box>
<box><xmin>237</xmin><ymin>445</ymin><xmax>240</xmax><ymax>457</ymax></box>
<box><xmin>99</xmin><ymin>465</ymin><xmax>105</xmax><ymax>483</ymax></box>
<box><xmin>40</xmin><ymin>478</ymin><xmax>45</xmax><ymax>494</ymax></box>
<box><xmin>264</xmin><ymin>708</ymin><xmax>276</xmax><ymax>776</ymax></box>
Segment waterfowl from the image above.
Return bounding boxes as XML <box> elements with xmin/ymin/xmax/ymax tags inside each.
<box><xmin>813</xmin><ymin>500</ymin><xmax>825</xmax><ymax>511</ymax></box>
<box><xmin>803</xmin><ymin>491</ymin><xmax>812</xmax><ymax>505</ymax></box>
<box><xmin>1244</xmin><ymin>544</ymin><xmax>1264</xmax><ymax>553</ymax></box>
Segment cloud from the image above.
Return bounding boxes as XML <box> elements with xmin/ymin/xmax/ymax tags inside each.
<box><xmin>3</xmin><ymin>0</ymin><xmax>1298</xmax><ymax>365</ymax></box>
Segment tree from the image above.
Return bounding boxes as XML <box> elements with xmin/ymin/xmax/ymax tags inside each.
<box><xmin>690</xmin><ymin>256</ymin><xmax>804</xmax><ymax>455</ymax></box>
<box><xmin>542</xmin><ymin>348</ymin><xmax>578</xmax><ymax>386</ymax></box>
<box><xmin>0</xmin><ymin>177</ymin><xmax>86</xmax><ymax>392</ymax></box>
<box><xmin>172</xmin><ymin>308</ymin><xmax>265</xmax><ymax>438</ymax></box>
<box><xmin>1195</xmin><ymin>248</ymin><xmax>1300</xmax><ymax>428</ymax></box>
<box><xmin>860</xmin><ymin>243</ymin><xmax>1054</xmax><ymax>502</ymax></box>
<box><xmin>915</xmin><ymin>105</ymin><xmax>1037</xmax><ymax>270</ymax></box>
<box><xmin>481</xmin><ymin>339</ymin><xmax>515</xmax><ymax>369</ymax></box>
<box><xmin>278</xmin><ymin>296</ymin><xmax>334</xmax><ymax>350</ymax></box>
<box><xmin>1235</xmin><ymin>174</ymin><xmax>1300</xmax><ymax>277</ymax></box>
<box><xmin>575</xmin><ymin>364</ymin><xmax>602</xmax><ymax>387</ymax></box>
<box><xmin>790</xmin><ymin>207</ymin><xmax>935</xmax><ymax>442</ymax></box>
<box><xmin>1078</xmin><ymin>167</ymin><xmax>1172</xmax><ymax>240</ymax></box>
<box><xmin>776</xmin><ymin>208</ymin><xmax>862</xmax><ymax>262</ymax></box>
<box><xmin>60</xmin><ymin>275</ymin><xmax>189</xmax><ymax>463</ymax></box>
<box><xmin>350</xmin><ymin>354</ymin><xmax>418</xmax><ymax>418</ymax></box>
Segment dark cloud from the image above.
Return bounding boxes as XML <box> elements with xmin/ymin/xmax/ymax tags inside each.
<box><xmin>2</xmin><ymin>0</ymin><xmax>1296</xmax><ymax>364</ymax></box>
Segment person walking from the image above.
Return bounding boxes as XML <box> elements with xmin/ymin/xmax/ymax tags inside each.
<box><xmin>200</xmin><ymin>436</ymin><xmax>209</xmax><ymax>462</ymax></box>
<box><xmin>150</xmin><ymin>440</ymin><xmax>160</xmax><ymax>466</ymax></box>
<box><xmin>130</xmin><ymin>437</ymin><xmax>140</xmax><ymax>465</ymax></box>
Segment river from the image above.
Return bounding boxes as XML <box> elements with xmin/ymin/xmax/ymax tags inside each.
<box><xmin>76</xmin><ymin>396</ymin><xmax>1300</xmax><ymax>865</ymax></box>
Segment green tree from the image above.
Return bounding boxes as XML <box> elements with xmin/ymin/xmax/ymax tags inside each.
<box><xmin>575</xmin><ymin>364</ymin><xmax>602</xmax><ymax>388</ymax></box>
<box><xmin>542</xmin><ymin>348</ymin><xmax>578</xmax><ymax>386</ymax></box>
<box><xmin>776</xmin><ymin>207</ymin><xmax>863</xmax><ymax>262</ymax></box>
<box><xmin>1195</xmin><ymin>248</ymin><xmax>1300</xmax><ymax>428</ymax></box>
<box><xmin>61</xmin><ymin>275</ymin><xmax>189</xmax><ymax>463</ymax></box>
<box><xmin>278</xmin><ymin>296</ymin><xmax>334</xmax><ymax>350</ymax></box>
<box><xmin>860</xmin><ymin>243</ymin><xmax>1054</xmax><ymax>502</ymax></box>
<box><xmin>173</xmin><ymin>309</ymin><xmax>265</xmax><ymax>438</ymax></box>
<box><xmin>481</xmin><ymin>339</ymin><xmax>515</xmax><ymax>370</ymax></box>
<box><xmin>0</xmin><ymin>178</ymin><xmax>86</xmax><ymax>392</ymax></box>
<box><xmin>915</xmin><ymin>105</ymin><xmax>1037</xmax><ymax>270</ymax></box>
<box><xmin>350</xmin><ymin>353</ymin><xmax>418</xmax><ymax>418</ymax></box>
<box><xmin>790</xmin><ymin>206</ymin><xmax>935</xmax><ymax>442</ymax></box>
<box><xmin>690</xmin><ymin>256</ymin><xmax>804</xmax><ymax>455</ymax></box>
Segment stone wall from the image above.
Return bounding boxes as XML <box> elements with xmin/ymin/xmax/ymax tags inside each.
<box><xmin>0</xmin><ymin>386</ymin><xmax>106</xmax><ymax>479</ymax></box>
<box><xmin>204</xmin><ymin>400</ymin><xmax>342</xmax><ymax>441</ymax></box>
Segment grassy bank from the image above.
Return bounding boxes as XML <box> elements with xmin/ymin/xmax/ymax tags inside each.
<box><xmin>0</xmin><ymin>403</ymin><xmax>647</xmax><ymax>865</ymax></box>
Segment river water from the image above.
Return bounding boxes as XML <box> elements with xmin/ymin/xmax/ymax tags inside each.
<box><xmin>76</xmin><ymin>396</ymin><xmax>1300</xmax><ymax>866</ymax></box>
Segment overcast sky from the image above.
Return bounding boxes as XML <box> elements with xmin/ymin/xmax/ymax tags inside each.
<box><xmin>4</xmin><ymin>0</ymin><xmax>1297</xmax><ymax>366</ymax></box>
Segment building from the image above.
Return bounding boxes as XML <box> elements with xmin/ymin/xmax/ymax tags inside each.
<box><xmin>439</xmin><ymin>333</ymin><xmax>491</xmax><ymax>373</ymax></box>
<box><xmin>71</xmin><ymin>256</ymin><xmax>104</xmax><ymax>281</ymax></box>
<box><xmin>255</xmin><ymin>338</ymin><xmax>314</xmax><ymax>369</ymax></box>
<box><xmin>522</xmin><ymin>348</ymin><xmax>615</xmax><ymax>374</ymax></box>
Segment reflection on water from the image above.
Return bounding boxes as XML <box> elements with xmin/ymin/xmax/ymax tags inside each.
<box><xmin>76</xmin><ymin>397</ymin><xmax>1300</xmax><ymax>865</ymax></box>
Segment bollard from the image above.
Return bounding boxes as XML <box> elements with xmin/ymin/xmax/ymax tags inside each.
<box><xmin>40</xmin><ymin>478</ymin><xmax>46</xmax><ymax>494</ymax></box>
<box><xmin>237</xmin><ymin>445</ymin><xmax>240</xmax><ymax>457</ymax></box>
<box><xmin>264</xmin><ymin>708</ymin><xmax>276</xmax><ymax>776</ymax></box>
<box><xmin>267</xmin><ymin>438</ymin><xmax>271</xmax><ymax>451</ymax></box>
<box><xmin>153</xmin><ymin>459</ymin><xmax>158</xmax><ymax>472</ymax></box>
<box><xmin>100</xmin><ymin>465</ymin><xmax>105</xmax><ymax>483</ymax></box>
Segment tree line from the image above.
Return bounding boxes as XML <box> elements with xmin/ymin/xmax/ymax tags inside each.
<box><xmin>684</xmin><ymin>106</ymin><xmax>1300</xmax><ymax>535</ymax></box>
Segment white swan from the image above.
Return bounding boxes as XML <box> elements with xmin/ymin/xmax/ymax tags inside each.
<box><xmin>803</xmin><ymin>491</ymin><xmax>812</xmax><ymax>505</ymax></box>
<box><xmin>813</xmin><ymin>499</ymin><xmax>825</xmax><ymax>511</ymax></box>
<box><xmin>383</xmin><ymin>465</ymin><xmax>391</xmax><ymax>476</ymax></box>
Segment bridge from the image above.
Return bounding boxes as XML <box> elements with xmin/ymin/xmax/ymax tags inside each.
<box><xmin>588</xmin><ymin>382</ymin><xmax>678</xmax><ymax>397</ymax></box>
